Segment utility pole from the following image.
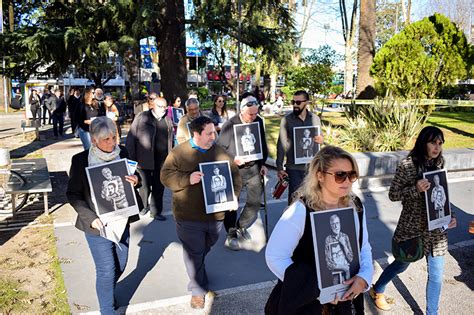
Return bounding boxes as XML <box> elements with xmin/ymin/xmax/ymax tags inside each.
<box><xmin>236</xmin><ymin>0</ymin><xmax>242</xmax><ymax>112</ymax></box>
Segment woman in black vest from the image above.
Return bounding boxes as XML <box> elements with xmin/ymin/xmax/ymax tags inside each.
<box><xmin>265</xmin><ymin>146</ymin><xmax>373</xmax><ymax>314</ymax></box>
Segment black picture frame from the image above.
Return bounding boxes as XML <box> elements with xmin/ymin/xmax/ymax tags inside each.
<box><xmin>293</xmin><ymin>126</ymin><xmax>320</xmax><ymax>164</ymax></box>
<box><xmin>423</xmin><ymin>169</ymin><xmax>451</xmax><ymax>231</ymax></box>
<box><xmin>172</xmin><ymin>107</ymin><xmax>185</xmax><ymax>124</ymax></box>
<box><xmin>310</xmin><ymin>207</ymin><xmax>360</xmax><ymax>304</ymax></box>
<box><xmin>233</xmin><ymin>122</ymin><xmax>263</xmax><ymax>162</ymax></box>
<box><xmin>86</xmin><ymin>158</ymin><xmax>139</xmax><ymax>224</ymax></box>
<box><xmin>199</xmin><ymin>161</ymin><xmax>238</xmax><ymax>213</ymax></box>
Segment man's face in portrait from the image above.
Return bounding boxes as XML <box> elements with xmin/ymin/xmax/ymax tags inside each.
<box><xmin>330</xmin><ymin>215</ymin><xmax>341</xmax><ymax>235</ymax></box>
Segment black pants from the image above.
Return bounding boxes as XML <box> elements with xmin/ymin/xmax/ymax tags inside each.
<box><xmin>137</xmin><ymin>163</ymin><xmax>164</xmax><ymax>217</ymax></box>
<box><xmin>52</xmin><ymin>112</ymin><xmax>64</xmax><ymax>136</ymax></box>
<box><xmin>68</xmin><ymin>107</ymin><xmax>77</xmax><ymax>134</ymax></box>
<box><xmin>30</xmin><ymin>105</ymin><xmax>41</xmax><ymax>123</ymax></box>
<box><xmin>42</xmin><ymin>107</ymin><xmax>52</xmax><ymax>125</ymax></box>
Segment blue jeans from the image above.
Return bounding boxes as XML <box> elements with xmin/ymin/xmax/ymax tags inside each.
<box><xmin>85</xmin><ymin>226</ymin><xmax>130</xmax><ymax>315</ymax></box>
<box><xmin>373</xmin><ymin>254</ymin><xmax>445</xmax><ymax>315</ymax></box>
<box><xmin>78</xmin><ymin>127</ymin><xmax>91</xmax><ymax>150</ymax></box>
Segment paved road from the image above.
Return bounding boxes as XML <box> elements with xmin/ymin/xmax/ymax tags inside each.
<box><xmin>1</xmin><ymin>115</ymin><xmax>473</xmax><ymax>314</ymax></box>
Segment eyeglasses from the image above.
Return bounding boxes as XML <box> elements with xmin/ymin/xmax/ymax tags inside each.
<box><xmin>291</xmin><ymin>100</ymin><xmax>307</xmax><ymax>105</ymax></box>
<box><xmin>216</xmin><ymin>99</ymin><xmax>225</xmax><ymax>103</ymax></box>
<box><xmin>324</xmin><ymin>171</ymin><xmax>358</xmax><ymax>183</ymax></box>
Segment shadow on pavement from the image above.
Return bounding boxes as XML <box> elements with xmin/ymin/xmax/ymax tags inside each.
<box><xmin>116</xmin><ymin>219</ymin><xmax>176</xmax><ymax>309</ymax></box>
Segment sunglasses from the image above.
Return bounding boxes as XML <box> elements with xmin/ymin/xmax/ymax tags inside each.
<box><xmin>216</xmin><ymin>99</ymin><xmax>225</xmax><ymax>103</ymax></box>
<box><xmin>324</xmin><ymin>171</ymin><xmax>358</xmax><ymax>183</ymax></box>
<box><xmin>291</xmin><ymin>100</ymin><xmax>307</xmax><ymax>105</ymax></box>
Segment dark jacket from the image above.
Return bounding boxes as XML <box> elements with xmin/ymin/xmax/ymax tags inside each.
<box><xmin>216</xmin><ymin>114</ymin><xmax>268</xmax><ymax>168</ymax></box>
<box><xmin>75</xmin><ymin>101</ymin><xmax>106</xmax><ymax>132</ymax></box>
<box><xmin>125</xmin><ymin>110</ymin><xmax>174</xmax><ymax>170</ymax></box>
<box><xmin>66</xmin><ymin>146</ymin><xmax>140</xmax><ymax>236</ymax></box>
<box><xmin>29</xmin><ymin>94</ymin><xmax>41</xmax><ymax>109</ymax></box>
<box><xmin>50</xmin><ymin>95</ymin><xmax>67</xmax><ymax>114</ymax></box>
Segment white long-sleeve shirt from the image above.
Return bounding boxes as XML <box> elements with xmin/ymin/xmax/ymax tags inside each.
<box><xmin>265</xmin><ymin>200</ymin><xmax>374</xmax><ymax>291</ymax></box>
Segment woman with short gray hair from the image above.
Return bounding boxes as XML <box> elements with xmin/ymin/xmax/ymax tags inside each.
<box><xmin>67</xmin><ymin>116</ymin><xmax>140</xmax><ymax>314</ymax></box>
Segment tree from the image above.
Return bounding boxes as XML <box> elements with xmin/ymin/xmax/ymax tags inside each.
<box><xmin>285</xmin><ymin>45</ymin><xmax>339</xmax><ymax>98</ymax></box>
<box><xmin>356</xmin><ymin>0</ymin><xmax>376</xmax><ymax>99</ymax></box>
<box><xmin>375</xmin><ymin>0</ymin><xmax>403</xmax><ymax>50</ymax></box>
<box><xmin>371</xmin><ymin>13</ymin><xmax>472</xmax><ymax>100</ymax></box>
<box><xmin>339</xmin><ymin>0</ymin><xmax>358</xmax><ymax>94</ymax></box>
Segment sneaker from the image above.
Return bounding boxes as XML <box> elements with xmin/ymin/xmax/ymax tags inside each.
<box><xmin>225</xmin><ymin>235</ymin><xmax>240</xmax><ymax>251</ymax></box>
<box><xmin>237</xmin><ymin>227</ymin><xmax>252</xmax><ymax>241</ymax></box>
<box><xmin>139</xmin><ymin>207</ymin><xmax>149</xmax><ymax>216</ymax></box>
<box><xmin>369</xmin><ymin>286</ymin><xmax>392</xmax><ymax>311</ymax></box>
<box><xmin>190</xmin><ymin>295</ymin><xmax>205</xmax><ymax>309</ymax></box>
<box><xmin>224</xmin><ymin>228</ymin><xmax>240</xmax><ymax>250</ymax></box>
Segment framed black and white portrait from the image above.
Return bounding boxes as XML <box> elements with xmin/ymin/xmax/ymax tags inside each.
<box><xmin>310</xmin><ymin>207</ymin><xmax>360</xmax><ymax>304</ymax></box>
<box><xmin>233</xmin><ymin>122</ymin><xmax>263</xmax><ymax>162</ymax></box>
<box><xmin>423</xmin><ymin>169</ymin><xmax>451</xmax><ymax>231</ymax></box>
<box><xmin>187</xmin><ymin>121</ymin><xmax>192</xmax><ymax>139</ymax></box>
<box><xmin>293</xmin><ymin>126</ymin><xmax>320</xmax><ymax>165</ymax></box>
<box><xmin>172</xmin><ymin>107</ymin><xmax>185</xmax><ymax>124</ymax></box>
<box><xmin>199</xmin><ymin>161</ymin><xmax>238</xmax><ymax>214</ymax></box>
<box><xmin>86</xmin><ymin>158</ymin><xmax>139</xmax><ymax>224</ymax></box>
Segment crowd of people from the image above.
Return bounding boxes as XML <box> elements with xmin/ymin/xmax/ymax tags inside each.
<box><xmin>63</xmin><ymin>87</ymin><xmax>457</xmax><ymax>315</ymax></box>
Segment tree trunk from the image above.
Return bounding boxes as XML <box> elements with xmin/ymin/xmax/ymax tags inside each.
<box><xmin>356</xmin><ymin>0</ymin><xmax>376</xmax><ymax>99</ymax></box>
<box><xmin>344</xmin><ymin>42</ymin><xmax>354</xmax><ymax>94</ymax></box>
<box><xmin>401</xmin><ymin>0</ymin><xmax>411</xmax><ymax>26</ymax></box>
<box><xmin>156</xmin><ymin>0</ymin><xmax>187</xmax><ymax>102</ymax></box>
<box><xmin>254</xmin><ymin>62</ymin><xmax>261</xmax><ymax>91</ymax></box>
<box><xmin>269</xmin><ymin>59</ymin><xmax>277</xmax><ymax>103</ymax></box>
<box><xmin>123</xmin><ymin>47</ymin><xmax>140</xmax><ymax>102</ymax></box>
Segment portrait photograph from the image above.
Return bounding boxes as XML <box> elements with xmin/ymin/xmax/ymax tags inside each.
<box><xmin>172</xmin><ymin>107</ymin><xmax>185</xmax><ymax>124</ymax></box>
<box><xmin>423</xmin><ymin>169</ymin><xmax>451</xmax><ymax>231</ymax></box>
<box><xmin>199</xmin><ymin>161</ymin><xmax>238</xmax><ymax>214</ymax></box>
<box><xmin>310</xmin><ymin>207</ymin><xmax>360</xmax><ymax>304</ymax></box>
<box><xmin>233</xmin><ymin>122</ymin><xmax>263</xmax><ymax>162</ymax></box>
<box><xmin>293</xmin><ymin>126</ymin><xmax>320</xmax><ymax>165</ymax></box>
<box><xmin>86</xmin><ymin>158</ymin><xmax>139</xmax><ymax>224</ymax></box>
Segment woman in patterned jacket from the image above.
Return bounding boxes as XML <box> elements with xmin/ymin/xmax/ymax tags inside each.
<box><xmin>369</xmin><ymin>126</ymin><xmax>457</xmax><ymax>314</ymax></box>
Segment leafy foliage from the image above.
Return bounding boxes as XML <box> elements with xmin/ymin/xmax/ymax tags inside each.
<box><xmin>284</xmin><ymin>45</ymin><xmax>340</xmax><ymax>98</ymax></box>
<box><xmin>338</xmin><ymin>98</ymin><xmax>425</xmax><ymax>152</ymax></box>
<box><xmin>371</xmin><ymin>13</ymin><xmax>472</xmax><ymax>100</ymax></box>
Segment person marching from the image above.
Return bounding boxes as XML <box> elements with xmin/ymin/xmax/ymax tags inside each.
<box><xmin>161</xmin><ymin>116</ymin><xmax>242</xmax><ymax>309</ymax></box>
<box><xmin>265</xmin><ymin>145</ymin><xmax>373</xmax><ymax>314</ymax></box>
<box><xmin>369</xmin><ymin>126</ymin><xmax>457</xmax><ymax>314</ymax></box>
<box><xmin>126</xmin><ymin>97</ymin><xmax>173</xmax><ymax>221</ymax></box>
<box><xmin>216</xmin><ymin>95</ymin><xmax>268</xmax><ymax>250</ymax></box>
<box><xmin>276</xmin><ymin>90</ymin><xmax>324</xmax><ymax>204</ymax></box>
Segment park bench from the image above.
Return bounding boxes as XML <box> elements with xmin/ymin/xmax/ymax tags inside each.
<box><xmin>3</xmin><ymin>158</ymin><xmax>52</xmax><ymax>215</ymax></box>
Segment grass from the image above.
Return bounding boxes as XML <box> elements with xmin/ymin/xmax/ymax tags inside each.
<box><xmin>0</xmin><ymin>278</ymin><xmax>28</xmax><ymax>313</ymax></box>
<box><xmin>263</xmin><ymin>110</ymin><xmax>474</xmax><ymax>159</ymax></box>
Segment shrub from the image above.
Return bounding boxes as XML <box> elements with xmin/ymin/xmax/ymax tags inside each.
<box><xmin>339</xmin><ymin>98</ymin><xmax>424</xmax><ymax>152</ymax></box>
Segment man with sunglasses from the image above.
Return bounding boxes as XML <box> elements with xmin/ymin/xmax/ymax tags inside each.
<box><xmin>276</xmin><ymin>90</ymin><xmax>324</xmax><ymax>204</ymax></box>
<box><xmin>217</xmin><ymin>95</ymin><xmax>268</xmax><ymax>250</ymax></box>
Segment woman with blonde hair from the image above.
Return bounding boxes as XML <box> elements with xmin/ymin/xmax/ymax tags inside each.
<box><xmin>265</xmin><ymin>145</ymin><xmax>373</xmax><ymax>314</ymax></box>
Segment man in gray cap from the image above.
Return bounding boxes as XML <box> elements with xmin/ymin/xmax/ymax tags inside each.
<box><xmin>216</xmin><ymin>94</ymin><xmax>268</xmax><ymax>250</ymax></box>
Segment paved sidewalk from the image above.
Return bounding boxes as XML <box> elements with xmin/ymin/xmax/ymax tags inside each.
<box><xmin>1</xmin><ymin>119</ymin><xmax>473</xmax><ymax>314</ymax></box>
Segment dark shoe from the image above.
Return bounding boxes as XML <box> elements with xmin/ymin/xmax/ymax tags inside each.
<box><xmin>152</xmin><ymin>214</ymin><xmax>166</xmax><ymax>221</ymax></box>
<box><xmin>139</xmin><ymin>207</ymin><xmax>149</xmax><ymax>215</ymax></box>
<box><xmin>190</xmin><ymin>295</ymin><xmax>205</xmax><ymax>309</ymax></box>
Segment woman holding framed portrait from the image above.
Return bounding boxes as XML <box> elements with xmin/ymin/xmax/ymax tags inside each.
<box><xmin>265</xmin><ymin>145</ymin><xmax>373</xmax><ymax>314</ymax></box>
<box><xmin>66</xmin><ymin>117</ymin><xmax>140</xmax><ymax>314</ymax></box>
<box><xmin>369</xmin><ymin>126</ymin><xmax>457</xmax><ymax>314</ymax></box>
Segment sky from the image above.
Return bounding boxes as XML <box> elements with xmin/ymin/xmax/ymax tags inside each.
<box><xmin>297</xmin><ymin>0</ymin><xmax>473</xmax><ymax>54</ymax></box>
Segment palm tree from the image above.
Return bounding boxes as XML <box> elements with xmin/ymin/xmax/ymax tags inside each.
<box><xmin>356</xmin><ymin>0</ymin><xmax>376</xmax><ymax>99</ymax></box>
